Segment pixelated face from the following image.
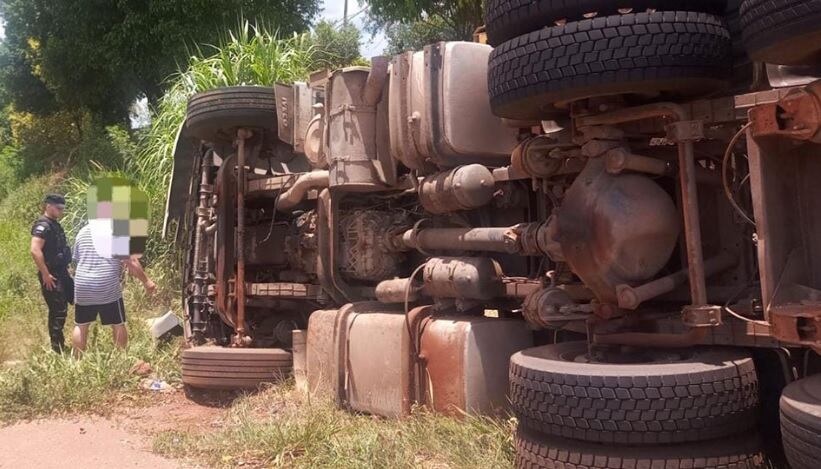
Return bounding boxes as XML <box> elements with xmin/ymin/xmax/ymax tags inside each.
<box><xmin>87</xmin><ymin>177</ymin><xmax>148</xmax><ymax>259</ymax></box>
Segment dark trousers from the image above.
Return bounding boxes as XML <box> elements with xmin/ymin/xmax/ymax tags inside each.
<box><xmin>38</xmin><ymin>271</ymin><xmax>72</xmax><ymax>353</ymax></box>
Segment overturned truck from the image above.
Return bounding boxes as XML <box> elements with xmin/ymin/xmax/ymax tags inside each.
<box><xmin>165</xmin><ymin>1</ymin><xmax>821</xmax><ymax>467</ymax></box>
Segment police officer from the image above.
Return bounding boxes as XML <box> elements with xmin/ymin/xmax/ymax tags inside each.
<box><xmin>30</xmin><ymin>194</ymin><xmax>74</xmax><ymax>352</ymax></box>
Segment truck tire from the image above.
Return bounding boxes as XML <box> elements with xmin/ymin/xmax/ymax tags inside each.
<box><xmin>488</xmin><ymin>11</ymin><xmax>732</xmax><ymax>120</ymax></box>
<box><xmin>510</xmin><ymin>342</ymin><xmax>759</xmax><ymax>444</ymax></box>
<box><xmin>185</xmin><ymin>86</ymin><xmax>277</xmax><ymax>142</ymax></box>
<box><xmin>181</xmin><ymin>346</ymin><xmax>292</xmax><ymax>390</ymax></box>
<box><xmin>485</xmin><ymin>0</ymin><xmax>727</xmax><ymax>45</ymax></box>
<box><xmin>740</xmin><ymin>0</ymin><xmax>821</xmax><ymax>65</ymax></box>
<box><xmin>780</xmin><ymin>374</ymin><xmax>821</xmax><ymax>469</ymax></box>
<box><xmin>515</xmin><ymin>427</ymin><xmax>765</xmax><ymax>469</ymax></box>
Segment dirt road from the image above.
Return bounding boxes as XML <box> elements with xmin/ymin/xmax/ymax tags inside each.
<box><xmin>0</xmin><ymin>391</ymin><xmax>224</xmax><ymax>469</ymax></box>
<box><xmin>0</xmin><ymin>417</ymin><xmax>185</xmax><ymax>468</ymax></box>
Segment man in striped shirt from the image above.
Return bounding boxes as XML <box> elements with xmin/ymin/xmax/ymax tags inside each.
<box><xmin>72</xmin><ymin>223</ymin><xmax>156</xmax><ymax>352</ymax></box>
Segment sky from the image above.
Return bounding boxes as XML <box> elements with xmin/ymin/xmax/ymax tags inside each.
<box><xmin>319</xmin><ymin>0</ymin><xmax>387</xmax><ymax>59</ymax></box>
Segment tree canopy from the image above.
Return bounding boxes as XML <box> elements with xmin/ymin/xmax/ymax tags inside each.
<box><xmin>362</xmin><ymin>0</ymin><xmax>484</xmax><ymax>52</ymax></box>
<box><xmin>0</xmin><ymin>0</ymin><xmax>321</xmax><ymax>123</ymax></box>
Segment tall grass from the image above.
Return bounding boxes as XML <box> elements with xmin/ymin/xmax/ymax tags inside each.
<box><xmin>135</xmin><ymin>21</ymin><xmax>351</xmax><ymax>262</ymax></box>
<box><xmin>0</xmin><ymin>174</ymin><xmax>62</xmax><ymax>330</ymax></box>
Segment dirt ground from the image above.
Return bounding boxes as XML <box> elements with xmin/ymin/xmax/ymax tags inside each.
<box><xmin>0</xmin><ymin>391</ymin><xmax>227</xmax><ymax>469</ymax></box>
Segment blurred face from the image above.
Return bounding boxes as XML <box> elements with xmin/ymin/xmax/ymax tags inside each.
<box><xmin>45</xmin><ymin>203</ymin><xmax>66</xmax><ymax>219</ymax></box>
<box><xmin>87</xmin><ymin>176</ymin><xmax>148</xmax><ymax>259</ymax></box>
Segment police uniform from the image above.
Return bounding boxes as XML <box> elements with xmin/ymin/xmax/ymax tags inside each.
<box><xmin>31</xmin><ymin>214</ymin><xmax>74</xmax><ymax>352</ymax></box>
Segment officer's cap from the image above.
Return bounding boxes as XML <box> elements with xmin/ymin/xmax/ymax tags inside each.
<box><xmin>44</xmin><ymin>194</ymin><xmax>66</xmax><ymax>207</ymax></box>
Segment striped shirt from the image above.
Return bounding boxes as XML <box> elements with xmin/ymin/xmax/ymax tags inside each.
<box><xmin>73</xmin><ymin>225</ymin><xmax>123</xmax><ymax>306</ymax></box>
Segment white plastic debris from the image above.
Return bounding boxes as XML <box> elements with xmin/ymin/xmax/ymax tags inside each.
<box><xmin>140</xmin><ymin>378</ymin><xmax>171</xmax><ymax>392</ymax></box>
<box><xmin>145</xmin><ymin>310</ymin><xmax>182</xmax><ymax>339</ymax></box>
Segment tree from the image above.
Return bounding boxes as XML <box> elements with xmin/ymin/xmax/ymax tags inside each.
<box><xmin>362</xmin><ymin>0</ymin><xmax>483</xmax><ymax>52</ymax></box>
<box><xmin>0</xmin><ymin>0</ymin><xmax>321</xmax><ymax>123</ymax></box>
<box><xmin>312</xmin><ymin>20</ymin><xmax>365</xmax><ymax>69</ymax></box>
<box><xmin>383</xmin><ymin>16</ymin><xmax>463</xmax><ymax>55</ymax></box>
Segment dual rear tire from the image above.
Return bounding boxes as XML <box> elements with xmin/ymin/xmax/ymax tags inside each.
<box><xmin>510</xmin><ymin>342</ymin><xmax>765</xmax><ymax>468</ymax></box>
<box><xmin>485</xmin><ymin>0</ymin><xmax>821</xmax><ymax>120</ymax></box>
<box><xmin>780</xmin><ymin>373</ymin><xmax>821</xmax><ymax>469</ymax></box>
<box><xmin>488</xmin><ymin>11</ymin><xmax>732</xmax><ymax>119</ymax></box>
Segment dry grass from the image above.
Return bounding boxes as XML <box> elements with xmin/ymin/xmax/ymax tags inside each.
<box><xmin>153</xmin><ymin>383</ymin><xmax>516</xmax><ymax>469</ymax></box>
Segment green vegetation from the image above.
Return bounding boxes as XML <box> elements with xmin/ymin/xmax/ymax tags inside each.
<box><xmin>363</xmin><ymin>0</ymin><xmax>483</xmax><ymax>53</ymax></box>
<box><xmin>0</xmin><ymin>0</ymin><xmax>322</xmax><ymax>122</ymax></box>
<box><xmin>154</xmin><ymin>384</ymin><xmax>516</xmax><ymax>468</ymax></box>
<box><xmin>0</xmin><ymin>172</ymin><xmax>182</xmax><ymax>423</ymax></box>
<box><xmin>0</xmin><ymin>21</ymin><xmax>368</xmax><ymax>422</ymax></box>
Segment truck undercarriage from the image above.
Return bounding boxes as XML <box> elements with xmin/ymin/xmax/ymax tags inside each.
<box><xmin>164</xmin><ymin>2</ymin><xmax>821</xmax><ymax>467</ymax></box>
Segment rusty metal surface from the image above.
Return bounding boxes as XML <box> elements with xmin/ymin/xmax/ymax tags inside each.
<box><xmin>246</xmin><ymin>282</ymin><xmax>321</xmax><ymax>299</ymax></box>
<box><xmin>604</xmin><ymin>148</ymin><xmax>672</xmax><ymax>176</ymax></box>
<box><xmin>770</xmin><ymin>304</ymin><xmax>821</xmax><ymax>353</ymax></box>
<box><xmin>749</xmin><ymin>80</ymin><xmax>821</xmax><ymax>142</ymax></box>
<box><xmin>616</xmin><ymin>252</ymin><xmax>737</xmax><ymax>310</ymax></box>
<box><xmin>401</xmin><ymin>226</ymin><xmax>522</xmax><ymax>254</ymax></box>
<box><xmin>523</xmin><ymin>287</ymin><xmax>581</xmax><ymax>328</ymax></box>
<box><xmin>306</xmin><ymin>308</ymin><xmax>341</xmax><ymax>399</ymax></box>
<box><xmin>388</xmin><ymin>51</ymin><xmax>434</xmax><ymax>173</ymax></box>
<box><xmin>344</xmin><ymin>310</ymin><xmax>409</xmax><ymax>417</ymax></box>
<box><xmin>246</xmin><ymin>173</ymin><xmax>300</xmax><ymax>194</ymax></box>
<box><xmin>419</xmin><ymin>316</ymin><xmax>533</xmax><ymax>416</ymax></box>
<box><xmin>214</xmin><ymin>155</ymin><xmax>237</xmax><ymax>329</ymax></box>
<box><xmin>502</xmin><ymin>277</ymin><xmax>543</xmax><ymax>299</ymax></box>
<box><xmin>670</xmin><ymin>129</ymin><xmax>708</xmax><ymax>306</ymax></box>
<box><xmin>747</xmin><ymin>82</ymin><xmax>821</xmax><ymax>347</ymax></box>
<box><xmin>315</xmin><ymin>189</ymin><xmax>347</xmax><ymax>304</ymax></box>
<box><xmin>232</xmin><ymin>129</ymin><xmax>252</xmax><ymax>346</ymax></box>
<box><xmin>555</xmin><ymin>158</ymin><xmax>681</xmax><ymax>304</ymax></box>
<box><xmin>375</xmin><ymin>277</ymin><xmax>419</xmax><ymax>304</ymax></box>
<box><xmin>510</xmin><ymin>137</ymin><xmax>580</xmax><ymax>179</ymax></box>
<box><xmin>189</xmin><ymin>150</ymin><xmax>213</xmax><ymax>339</ymax></box>
<box><xmin>682</xmin><ymin>305</ymin><xmax>723</xmax><ymax>327</ymax></box>
<box><xmin>422</xmin><ymin>257</ymin><xmax>504</xmax><ymax>300</ymax></box>
<box><xmin>327</xmin><ymin>67</ymin><xmax>383</xmax><ymax>191</ymax></box>
<box><xmin>275</xmin><ymin>171</ymin><xmax>328</xmax><ymax>211</ymax></box>
<box><xmin>418</xmin><ymin>164</ymin><xmax>495</xmax><ymax>214</ymax></box>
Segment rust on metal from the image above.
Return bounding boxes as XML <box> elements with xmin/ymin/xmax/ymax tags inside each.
<box><xmin>502</xmin><ymin>277</ymin><xmax>543</xmax><ymax>299</ymax></box>
<box><xmin>604</xmin><ymin>148</ymin><xmax>673</xmax><ymax>176</ymax></box>
<box><xmin>246</xmin><ymin>282</ymin><xmax>321</xmax><ymax>299</ymax></box>
<box><xmin>417</xmin><ymin>315</ymin><xmax>469</xmax><ymax>416</ymax></box>
<box><xmin>770</xmin><ymin>304</ymin><xmax>821</xmax><ymax>353</ymax></box>
<box><xmin>418</xmin><ymin>164</ymin><xmax>496</xmax><ymax>214</ymax></box>
<box><xmin>232</xmin><ymin>128</ymin><xmax>253</xmax><ymax>347</ymax></box>
<box><xmin>748</xmin><ymin>80</ymin><xmax>821</xmax><ymax>142</ymax></box>
<box><xmin>403</xmin><ymin>305</ymin><xmax>433</xmax><ymax>416</ymax></box>
<box><xmin>616</xmin><ymin>252</ymin><xmax>737</xmax><ymax>310</ymax></box>
<box><xmin>682</xmin><ymin>304</ymin><xmax>723</xmax><ymax>328</ymax></box>
<box><xmin>422</xmin><ymin>257</ymin><xmax>505</xmax><ymax>300</ymax></box>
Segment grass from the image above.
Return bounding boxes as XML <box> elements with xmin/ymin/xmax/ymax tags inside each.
<box><xmin>153</xmin><ymin>384</ymin><xmax>516</xmax><ymax>469</ymax></box>
<box><xmin>0</xmin><ymin>172</ymin><xmax>184</xmax><ymax>423</ymax></box>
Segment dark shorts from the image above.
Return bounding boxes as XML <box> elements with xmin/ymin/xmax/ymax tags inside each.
<box><xmin>75</xmin><ymin>298</ymin><xmax>127</xmax><ymax>326</ymax></box>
